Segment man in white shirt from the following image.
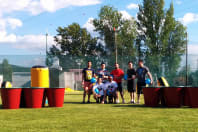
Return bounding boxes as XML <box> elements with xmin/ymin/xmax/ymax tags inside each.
<box><xmin>93</xmin><ymin>77</ymin><xmax>107</xmax><ymax>104</ymax></box>
<box><xmin>105</xmin><ymin>76</ymin><xmax>117</xmax><ymax>103</ymax></box>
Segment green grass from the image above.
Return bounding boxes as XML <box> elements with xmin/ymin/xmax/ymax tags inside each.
<box><xmin>0</xmin><ymin>91</ymin><xmax>198</xmax><ymax>132</ymax></box>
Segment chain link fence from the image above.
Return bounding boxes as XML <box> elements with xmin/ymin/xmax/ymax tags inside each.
<box><xmin>0</xmin><ymin>54</ymin><xmax>197</xmax><ymax>89</ymax></box>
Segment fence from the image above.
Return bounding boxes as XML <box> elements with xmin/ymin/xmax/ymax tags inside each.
<box><xmin>0</xmin><ymin>54</ymin><xmax>197</xmax><ymax>89</ymax></box>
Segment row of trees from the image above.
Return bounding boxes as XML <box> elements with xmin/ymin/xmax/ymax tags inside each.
<box><xmin>47</xmin><ymin>0</ymin><xmax>187</xmax><ymax>85</ymax></box>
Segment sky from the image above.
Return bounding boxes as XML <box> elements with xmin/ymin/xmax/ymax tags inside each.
<box><xmin>0</xmin><ymin>0</ymin><xmax>198</xmax><ymax>56</ymax></box>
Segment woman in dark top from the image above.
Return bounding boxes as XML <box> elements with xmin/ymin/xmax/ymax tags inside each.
<box><xmin>127</xmin><ymin>61</ymin><xmax>136</xmax><ymax>104</ymax></box>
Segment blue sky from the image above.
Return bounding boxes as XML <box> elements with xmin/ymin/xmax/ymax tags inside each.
<box><xmin>0</xmin><ymin>0</ymin><xmax>198</xmax><ymax>55</ymax></box>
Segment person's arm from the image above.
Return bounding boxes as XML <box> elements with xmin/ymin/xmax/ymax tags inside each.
<box><xmin>147</xmin><ymin>72</ymin><xmax>153</xmax><ymax>84</ymax></box>
<box><xmin>82</xmin><ymin>69</ymin><xmax>85</xmax><ymax>85</ymax></box>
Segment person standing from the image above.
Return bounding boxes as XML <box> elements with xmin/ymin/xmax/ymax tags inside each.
<box><xmin>127</xmin><ymin>61</ymin><xmax>136</xmax><ymax>104</ymax></box>
<box><xmin>96</xmin><ymin>62</ymin><xmax>109</xmax><ymax>84</ymax></box>
<box><xmin>136</xmin><ymin>59</ymin><xmax>153</xmax><ymax>104</ymax></box>
<box><xmin>82</xmin><ymin>61</ymin><xmax>95</xmax><ymax>103</ymax></box>
<box><xmin>111</xmin><ymin>63</ymin><xmax>125</xmax><ymax>103</ymax></box>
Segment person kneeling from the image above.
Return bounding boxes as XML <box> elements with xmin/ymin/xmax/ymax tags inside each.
<box><xmin>93</xmin><ymin>78</ymin><xmax>107</xmax><ymax>104</ymax></box>
<box><xmin>106</xmin><ymin>76</ymin><xmax>117</xmax><ymax>104</ymax></box>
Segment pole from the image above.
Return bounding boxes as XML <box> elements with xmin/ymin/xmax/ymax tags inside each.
<box><xmin>46</xmin><ymin>33</ymin><xmax>48</xmax><ymax>55</ymax></box>
<box><xmin>186</xmin><ymin>32</ymin><xmax>188</xmax><ymax>86</ymax></box>
<box><xmin>114</xmin><ymin>27</ymin><xmax>117</xmax><ymax>63</ymax></box>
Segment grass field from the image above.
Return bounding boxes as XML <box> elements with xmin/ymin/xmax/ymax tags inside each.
<box><xmin>0</xmin><ymin>91</ymin><xmax>198</xmax><ymax>132</ymax></box>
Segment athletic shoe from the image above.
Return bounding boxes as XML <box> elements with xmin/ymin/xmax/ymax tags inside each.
<box><xmin>130</xmin><ymin>101</ymin><xmax>134</xmax><ymax>104</ymax></box>
<box><xmin>133</xmin><ymin>101</ymin><xmax>136</xmax><ymax>104</ymax></box>
<box><xmin>82</xmin><ymin>101</ymin><xmax>85</xmax><ymax>104</ymax></box>
<box><xmin>87</xmin><ymin>101</ymin><xmax>90</xmax><ymax>104</ymax></box>
<box><xmin>116</xmin><ymin>100</ymin><xmax>120</xmax><ymax>104</ymax></box>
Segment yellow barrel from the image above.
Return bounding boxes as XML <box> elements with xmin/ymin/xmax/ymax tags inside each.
<box><xmin>31</xmin><ymin>66</ymin><xmax>49</xmax><ymax>88</ymax></box>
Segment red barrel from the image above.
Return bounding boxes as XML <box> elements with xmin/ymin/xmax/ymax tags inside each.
<box><xmin>164</xmin><ymin>87</ymin><xmax>183</xmax><ymax>107</ymax></box>
<box><xmin>183</xmin><ymin>87</ymin><xmax>191</xmax><ymax>107</ymax></box>
<box><xmin>188</xmin><ymin>87</ymin><xmax>198</xmax><ymax>108</ymax></box>
<box><xmin>143</xmin><ymin>87</ymin><xmax>161</xmax><ymax>107</ymax></box>
<box><xmin>24</xmin><ymin>88</ymin><xmax>44</xmax><ymax>108</ymax></box>
<box><xmin>1</xmin><ymin>88</ymin><xmax>22</xmax><ymax>109</ymax></box>
<box><xmin>53</xmin><ymin>88</ymin><xmax>65</xmax><ymax>107</ymax></box>
<box><xmin>42</xmin><ymin>88</ymin><xmax>65</xmax><ymax>107</ymax></box>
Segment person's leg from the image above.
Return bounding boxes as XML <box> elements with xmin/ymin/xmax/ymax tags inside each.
<box><xmin>132</xmin><ymin>92</ymin><xmax>135</xmax><ymax>103</ymax></box>
<box><xmin>130</xmin><ymin>92</ymin><xmax>132</xmax><ymax>102</ymax></box>
<box><xmin>137</xmin><ymin>82</ymin><xmax>141</xmax><ymax>104</ymax></box>
<box><xmin>119</xmin><ymin>83</ymin><xmax>125</xmax><ymax>103</ymax></box>
<box><xmin>83</xmin><ymin>89</ymin><xmax>86</xmax><ymax>103</ymax></box>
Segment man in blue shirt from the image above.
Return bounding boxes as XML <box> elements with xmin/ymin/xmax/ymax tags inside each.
<box><xmin>136</xmin><ymin>59</ymin><xmax>153</xmax><ymax>104</ymax></box>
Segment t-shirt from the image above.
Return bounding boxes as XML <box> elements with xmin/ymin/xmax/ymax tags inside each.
<box><xmin>82</xmin><ymin>68</ymin><xmax>95</xmax><ymax>82</ymax></box>
<box><xmin>136</xmin><ymin>66</ymin><xmax>149</xmax><ymax>83</ymax></box>
<box><xmin>111</xmin><ymin>68</ymin><xmax>124</xmax><ymax>83</ymax></box>
<box><xmin>127</xmin><ymin>68</ymin><xmax>136</xmax><ymax>84</ymax></box>
<box><xmin>106</xmin><ymin>81</ymin><xmax>118</xmax><ymax>93</ymax></box>
<box><xmin>93</xmin><ymin>83</ymin><xmax>107</xmax><ymax>96</ymax></box>
<box><xmin>96</xmin><ymin>69</ymin><xmax>110</xmax><ymax>83</ymax></box>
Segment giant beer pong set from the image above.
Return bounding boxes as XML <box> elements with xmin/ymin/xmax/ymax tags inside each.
<box><xmin>143</xmin><ymin>87</ymin><xmax>198</xmax><ymax>108</ymax></box>
<box><xmin>1</xmin><ymin>66</ymin><xmax>65</xmax><ymax>109</ymax></box>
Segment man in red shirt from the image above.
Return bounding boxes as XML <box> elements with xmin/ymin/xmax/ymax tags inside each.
<box><xmin>111</xmin><ymin>63</ymin><xmax>125</xmax><ymax>103</ymax></box>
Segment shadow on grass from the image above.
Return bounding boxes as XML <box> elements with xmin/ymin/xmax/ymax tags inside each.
<box><xmin>113</xmin><ymin>104</ymin><xmax>190</xmax><ymax>109</ymax></box>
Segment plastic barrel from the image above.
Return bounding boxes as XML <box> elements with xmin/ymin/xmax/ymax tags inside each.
<box><xmin>31</xmin><ymin>66</ymin><xmax>49</xmax><ymax>88</ymax></box>
<box><xmin>188</xmin><ymin>87</ymin><xmax>198</xmax><ymax>108</ymax></box>
<box><xmin>163</xmin><ymin>87</ymin><xmax>183</xmax><ymax>107</ymax></box>
<box><xmin>143</xmin><ymin>87</ymin><xmax>161</xmax><ymax>107</ymax></box>
<box><xmin>53</xmin><ymin>88</ymin><xmax>65</xmax><ymax>107</ymax></box>
<box><xmin>1</xmin><ymin>88</ymin><xmax>22</xmax><ymax>109</ymax></box>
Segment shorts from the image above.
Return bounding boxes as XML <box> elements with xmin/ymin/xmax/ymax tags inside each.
<box><xmin>84</xmin><ymin>81</ymin><xmax>93</xmax><ymax>90</ymax></box>
<box><xmin>137</xmin><ymin>82</ymin><xmax>146</xmax><ymax>95</ymax></box>
<box><xmin>116</xmin><ymin>82</ymin><xmax>123</xmax><ymax>92</ymax></box>
<box><xmin>127</xmin><ymin>81</ymin><xmax>136</xmax><ymax>92</ymax></box>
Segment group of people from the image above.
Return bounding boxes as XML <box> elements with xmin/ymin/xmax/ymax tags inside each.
<box><xmin>81</xmin><ymin>60</ymin><xmax>153</xmax><ymax>104</ymax></box>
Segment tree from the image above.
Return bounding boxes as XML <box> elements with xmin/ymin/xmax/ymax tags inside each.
<box><xmin>137</xmin><ymin>0</ymin><xmax>187</xmax><ymax>78</ymax></box>
<box><xmin>93</xmin><ymin>6</ymin><xmax>137</xmax><ymax>59</ymax></box>
<box><xmin>0</xmin><ymin>59</ymin><xmax>13</xmax><ymax>81</ymax></box>
<box><xmin>48</xmin><ymin>23</ymin><xmax>105</xmax><ymax>71</ymax></box>
<box><xmin>53</xmin><ymin>23</ymin><xmax>104</xmax><ymax>56</ymax></box>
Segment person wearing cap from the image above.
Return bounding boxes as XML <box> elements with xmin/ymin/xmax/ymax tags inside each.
<box><xmin>136</xmin><ymin>59</ymin><xmax>153</xmax><ymax>104</ymax></box>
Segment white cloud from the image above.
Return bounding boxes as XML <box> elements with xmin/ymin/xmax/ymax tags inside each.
<box><xmin>188</xmin><ymin>44</ymin><xmax>198</xmax><ymax>55</ymax></box>
<box><xmin>179</xmin><ymin>13</ymin><xmax>198</xmax><ymax>25</ymax></box>
<box><xmin>120</xmin><ymin>10</ymin><xmax>132</xmax><ymax>20</ymax></box>
<box><xmin>0</xmin><ymin>17</ymin><xmax>22</xmax><ymax>31</ymax></box>
<box><xmin>127</xmin><ymin>3</ymin><xmax>138</xmax><ymax>10</ymax></box>
<box><xmin>83</xmin><ymin>18</ymin><xmax>99</xmax><ymax>37</ymax></box>
<box><xmin>176</xmin><ymin>0</ymin><xmax>182</xmax><ymax>5</ymax></box>
<box><xmin>0</xmin><ymin>31</ymin><xmax>54</xmax><ymax>52</ymax></box>
<box><xmin>0</xmin><ymin>0</ymin><xmax>101</xmax><ymax>15</ymax></box>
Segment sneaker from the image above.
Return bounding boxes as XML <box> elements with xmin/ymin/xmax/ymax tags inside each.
<box><xmin>133</xmin><ymin>101</ymin><xmax>136</xmax><ymax>104</ymax></box>
<box><xmin>87</xmin><ymin>101</ymin><xmax>90</xmax><ymax>104</ymax></box>
<box><xmin>116</xmin><ymin>100</ymin><xmax>120</xmax><ymax>104</ymax></box>
<box><xmin>137</xmin><ymin>101</ymin><xmax>140</xmax><ymax>104</ymax></box>
<box><xmin>82</xmin><ymin>101</ymin><xmax>85</xmax><ymax>104</ymax></box>
<box><xmin>130</xmin><ymin>100</ymin><xmax>134</xmax><ymax>104</ymax></box>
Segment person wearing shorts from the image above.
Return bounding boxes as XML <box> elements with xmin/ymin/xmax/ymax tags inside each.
<box><xmin>82</xmin><ymin>61</ymin><xmax>95</xmax><ymax>103</ymax></box>
<box><xmin>111</xmin><ymin>63</ymin><xmax>125</xmax><ymax>104</ymax></box>
<box><xmin>92</xmin><ymin>77</ymin><xmax>107</xmax><ymax>104</ymax></box>
<box><xmin>127</xmin><ymin>61</ymin><xmax>136</xmax><ymax>104</ymax></box>
<box><xmin>136</xmin><ymin>59</ymin><xmax>153</xmax><ymax>104</ymax></box>
<box><xmin>105</xmin><ymin>76</ymin><xmax>117</xmax><ymax>103</ymax></box>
